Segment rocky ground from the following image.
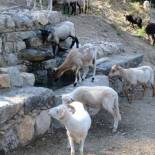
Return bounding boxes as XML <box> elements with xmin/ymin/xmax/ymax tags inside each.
<box><xmin>10</xmin><ymin>96</ymin><xmax>155</xmax><ymax>155</ymax></box>
<box><xmin>1</xmin><ymin>1</ymin><xmax>155</xmax><ymax>155</ymax></box>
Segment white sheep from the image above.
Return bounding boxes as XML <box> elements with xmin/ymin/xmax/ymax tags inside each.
<box><xmin>143</xmin><ymin>0</ymin><xmax>151</xmax><ymax>13</ymax></box>
<box><xmin>26</xmin><ymin>0</ymin><xmax>53</xmax><ymax>11</ymax></box>
<box><xmin>77</xmin><ymin>0</ymin><xmax>88</xmax><ymax>14</ymax></box>
<box><xmin>48</xmin><ymin>101</ymin><xmax>91</xmax><ymax>155</ymax></box>
<box><xmin>62</xmin><ymin>0</ymin><xmax>89</xmax><ymax>15</ymax></box>
<box><xmin>62</xmin><ymin>86</ymin><xmax>121</xmax><ymax>133</ymax></box>
<box><xmin>109</xmin><ymin>64</ymin><xmax>155</xmax><ymax>102</ymax></box>
<box><xmin>52</xmin><ymin>44</ymin><xmax>109</xmax><ymax>86</ymax></box>
<box><xmin>41</xmin><ymin>21</ymin><xmax>79</xmax><ymax>56</ymax></box>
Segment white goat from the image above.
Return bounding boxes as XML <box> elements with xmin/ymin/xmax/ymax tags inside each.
<box><xmin>62</xmin><ymin>86</ymin><xmax>121</xmax><ymax>133</ymax></box>
<box><xmin>109</xmin><ymin>64</ymin><xmax>155</xmax><ymax>102</ymax></box>
<box><xmin>41</xmin><ymin>21</ymin><xmax>79</xmax><ymax>57</ymax></box>
<box><xmin>143</xmin><ymin>0</ymin><xmax>151</xmax><ymax>13</ymax></box>
<box><xmin>52</xmin><ymin>44</ymin><xmax>108</xmax><ymax>86</ymax></box>
<box><xmin>48</xmin><ymin>101</ymin><xmax>91</xmax><ymax>155</ymax></box>
<box><xmin>26</xmin><ymin>0</ymin><xmax>53</xmax><ymax>11</ymax></box>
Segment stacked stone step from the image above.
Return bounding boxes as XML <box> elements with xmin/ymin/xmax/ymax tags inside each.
<box><xmin>0</xmin><ymin>86</ymin><xmax>54</xmax><ymax>152</ymax></box>
<box><xmin>0</xmin><ymin>66</ymin><xmax>35</xmax><ymax>88</ymax></box>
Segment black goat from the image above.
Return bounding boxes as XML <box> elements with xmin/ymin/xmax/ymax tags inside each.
<box><xmin>125</xmin><ymin>14</ymin><xmax>143</xmax><ymax>28</ymax></box>
<box><xmin>40</xmin><ymin>21</ymin><xmax>79</xmax><ymax>57</ymax></box>
<box><xmin>145</xmin><ymin>22</ymin><xmax>155</xmax><ymax>45</ymax></box>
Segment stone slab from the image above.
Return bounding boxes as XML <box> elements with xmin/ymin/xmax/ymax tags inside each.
<box><xmin>0</xmin><ymin>86</ymin><xmax>54</xmax><ymax>124</ymax></box>
<box><xmin>96</xmin><ymin>53</ymin><xmax>144</xmax><ymax>75</ymax></box>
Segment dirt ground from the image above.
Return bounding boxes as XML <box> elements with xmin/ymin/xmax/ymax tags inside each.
<box><xmin>1</xmin><ymin>1</ymin><xmax>155</xmax><ymax>155</ymax></box>
<box><xmin>10</xmin><ymin>96</ymin><xmax>155</xmax><ymax>155</ymax></box>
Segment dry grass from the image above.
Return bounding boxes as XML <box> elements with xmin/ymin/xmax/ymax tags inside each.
<box><xmin>90</xmin><ymin>0</ymin><xmax>150</xmax><ymax>36</ymax></box>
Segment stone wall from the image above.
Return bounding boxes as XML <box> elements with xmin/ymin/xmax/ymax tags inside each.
<box><xmin>0</xmin><ymin>9</ymin><xmax>63</xmax><ymax>153</ymax></box>
<box><xmin>0</xmin><ymin>9</ymin><xmax>62</xmax><ymax>67</ymax></box>
<box><xmin>0</xmin><ymin>86</ymin><xmax>55</xmax><ymax>152</ymax></box>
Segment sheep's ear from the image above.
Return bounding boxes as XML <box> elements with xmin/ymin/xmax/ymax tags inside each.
<box><xmin>53</xmin><ymin>68</ymin><xmax>57</xmax><ymax>72</ymax></box>
<box><xmin>67</xmin><ymin>104</ymin><xmax>75</xmax><ymax>114</ymax></box>
<box><xmin>115</xmin><ymin>64</ymin><xmax>120</xmax><ymax>69</ymax></box>
<box><xmin>59</xmin><ymin>108</ymin><xmax>65</xmax><ymax>118</ymax></box>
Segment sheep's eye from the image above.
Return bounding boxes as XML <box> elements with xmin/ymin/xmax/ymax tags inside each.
<box><xmin>56</xmin><ymin>109</ymin><xmax>59</xmax><ymax>114</ymax></box>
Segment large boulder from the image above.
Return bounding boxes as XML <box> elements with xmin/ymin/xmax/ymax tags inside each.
<box><xmin>6</xmin><ymin>31</ymin><xmax>37</xmax><ymax>42</ymax></box>
<box><xmin>0</xmin><ymin>74</ymin><xmax>11</xmax><ymax>88</ymax></box>
<box><xmin>0</xmin><ymin>86</ymin><xmax>55</xmax><ymax>151</ymax></box>
<box><xmin>0</xmin><ymin>96</ymin><xmax>23</xmax><ymax>124</ymax></box>
<box><xmin>35</xmin><ymin>110</ymin><xmax>51</xmax><ymax>136</ymax></box>
<box><xmin>20</xmin><ymin>72</ymin><xmax>35</xmax><ymax>86</ymax></box>
<box><xmin>3</xmin><ymin>53</ymin><xmax>19</xmax><ymax>66</ymax></box>
<box><xmin>7</xmin><ymin>67</ymin><xmax>23</xmax><ymax>87</ymax></box>
<box><xmin>19</xmin><ymin>48</ymin><xmax>54</xmax><ymax>62</ymax></box>
<box><xmin>1</xmin><ymin>129</ymin><xmax>19</xmax><ymax>151</ymax></box>
<box><xmin>17</xmin><ymin>115</ymin><xmax>35</xmax><ymax>145</ymax></box>
<box><xmin>5</xmin><ymin>15</ymin><xmax>15</xmax><ymax>30</ymax></box>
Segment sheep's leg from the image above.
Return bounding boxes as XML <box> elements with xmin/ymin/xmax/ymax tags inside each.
<box><xmin>150</xmin><ymin>35</ymin><xmax>154</xmax><ymax>45</ymax></box>
<box><xmin>69</xmin><ymin>36</ymin><xmax>79</xmax><ymax>49</ymax></box>
<box><xmin>53</xmin><ymin>44</ymin><xmax>59</xmax><ymax>57</ymax></box>
<box><xmin>48</xmin><ymin>0</ymin><xmax>53</xmax><ymax>11</ymax></box>
<box><xmin>78</xmin><ymin>70</ymin><xmax>82</xmax><ymax>82</ymax></box>
<box><xmin>142</xmin><ymin>83</ymin><xmax>147</xmax><ymax>97</ymax></box>
<box><xmin>26</xmin><ymin>0</ymin><xmax>31</xmax><ymax>7</ymax></box>
<box><xmin>152</xmin><ymin>35</ymin><xmax>155</xmax><ymax>46</ymax></box>
<box><xmin>85</xmin><ymin>0</ymin><xmax>89</xmax><ymax>13</ymax></box>
<box><xmin>70</xmin><ymin>2</ymin><xmax>76</xmax><ymax>15</ymax></box>
<box><xmin>74</xmin><ymin>68</ymin><xmax>80</xmax><ymax>87</ymax></box>
<box><xmin>64</xmin><ymin>3</ymin><xmax>70</xmax><ymax>14</ymax></box>
<box><xmin>129</xmin><ymin>84</ymin><xmax>135</xmax><ymax>103</ymax></box>
<box><xmin>33</xmin><ymin>0</ymin><xmax>37</xmax><ymax>9</ymax></box>
<box><xmin>79</xmin><ymin>138</ymin><xmax>85</xmax><ymax>155</ymax></box>
<box><xmin>68</xmin><ymin>136</ymin><xmax>75</xmax><ymax>155</ymax></box>
<box><xmin>102</xmin><ymin>98</ymin><xmax>120</xmax><ymax>133</ymax></box>
<box><xmin>151</xmin><ymin>84</ymin><xmax>155</xmax><ymax>96</ymax></box>
<box><xmin>39</xmin><ymin>0</ymin><xmax>43</xmax><ymax>9</ymax></box>
<box><xmin>77</xmin><ymin>2</ymin><xmax>81</xmax><ymax>14</ymax></box>
<box><xmin>123</xmin><ymin>84</ymin><xmax>132</xmax><ymax>104</ymax></box>
<box><xmin>63</xmin><ymin>3</ymin><xmax>66</xmax><ymax>14</ymax></box>
<box><xmin>92</xmin><ymin>58</ymin><xmax>96</xmax><ymax>82</ymax></box>
<box><xmin>82</xmin><ymin>67</ymin><xmax>89</xmax><ymax>80</ymax></box>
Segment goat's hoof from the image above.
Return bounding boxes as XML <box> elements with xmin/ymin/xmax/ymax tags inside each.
<box><xmin>112</xmin><ymin>128</ymin><xmax>117</xmax><ymax>133</ymax></box>
<box><xmin>73</xmin><ymin>83</ymin><xmax>77</xmax><ymax>87</ymax></box>
<box><xmin>91</xmin><ymin>77</ymin><xmax>95</xmax><ymax>82</ymax></box>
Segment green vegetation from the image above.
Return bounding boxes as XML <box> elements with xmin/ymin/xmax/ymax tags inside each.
<box><xmin>134</xmin><ymin>27</ymin><xmax>146</xmax><ymax>37</ymax></box>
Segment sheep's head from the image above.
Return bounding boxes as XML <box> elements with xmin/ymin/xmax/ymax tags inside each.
<box><xmin>62</xmin><ymin>95</ymin><xmax>74</xmax><ymax>104</ymax></box>
<box><xmin>48</xmin><ymin>104</ymin><xmax>75</xmax><ymax>120</ymax></box>
<box><xmin>47</xmin><ymin>29</ymin><xmax>55</xmax><ymax>42</ymax></box>
<box><xmin>40</xmin><ymin>29</ymin><xmax>51</xmax><ymax>44</ymax></box>
<box><xmin>52</xmin><ymin>68</ymin><xmax>64</xmax><ymax>81</ymax></box>
<box><xmin>48</xmin><ymin>104</ymin><xmax>67</xmax><ymax>120</ymax></box>
<box><xmin>109</xmin><ymin>64</ymin><xmax>122</xmax><ymax>77</ymax></box>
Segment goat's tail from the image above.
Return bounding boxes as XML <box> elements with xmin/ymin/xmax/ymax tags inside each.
<box><xmin>96</xmin><ymin>57</ymin><xmax>109</xmax><ymax>65</ymax></box>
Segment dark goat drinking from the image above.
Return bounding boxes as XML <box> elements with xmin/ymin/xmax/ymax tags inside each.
<box><xmin>145</xmin><ymin>22</ymin><xmax>155</xmax><ymax>45</ymax></box>
<box><xmin>125</xmin><ymin>14</ymin><xmax>143</xmax><ymax>28</ymax></box>
<box><xmin>40</xmin><ymin>21</ymin><xmax>79</xmax><ymax>57</ymax></box>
